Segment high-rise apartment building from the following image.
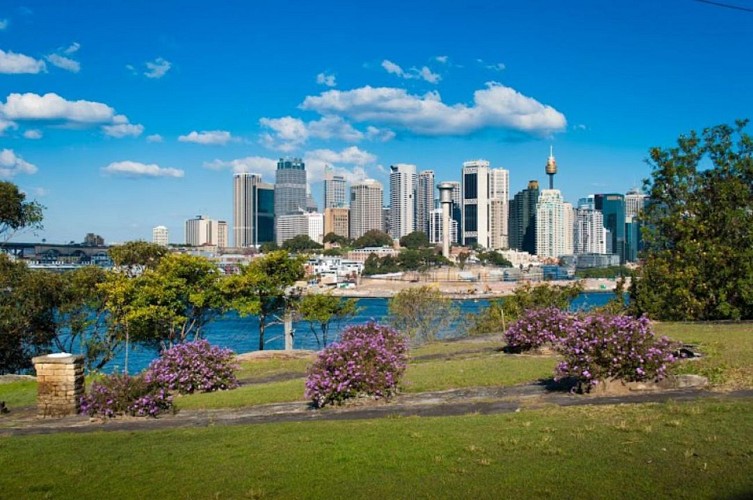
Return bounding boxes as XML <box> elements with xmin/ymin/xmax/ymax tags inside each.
<box><xmin>574</xmin><ymin>207</ymin><xmax>606</xmax><ymax>255</ymax></box>
<box><xmin>429</xmin><ymin>208</ymin><xmax>458</xmax><ymax>245</ymax></box>
<box><xmin>389</xmin><ymin>164</ymin><xmax>417</xmax><ymax>240</ymax></box>
<box><xmin>274</xmin><ymin>158</ymin><xmax>307</xmax><ymax>216</ymax></box>
<box><xmin>350</xmin><ymin>179</ymin><xmax>383</xmax><ymax>240</ymax></box>
<box><xmin>323</xmin><ymin>165</ymin><xmax>347</xmax><ymax>209</ymax></box>
<box><xmin>461</xmin><ymin>160</ymin><xmax>491</xmax><ymax>248</ymax></box>
<box><xmin>185</xmin><ymin>215</ymin><xmax>226</xmax><ymax>247</ymax></box>
<box><xmin>275</xmin><ymin>212</ymin><xmax>324</xmax><ymax>246</ymax></box>
<box><xmin>233</xmin><ymin>172</ymin><xmax>274</xmax><ymax>247</ymax></box>
<box><xmin>625</xmin><ymin>188</ymin><xmax>648</xmax><ymax>221</ymax></box>
<box><xmin>324</xmin><ymin>207</ymin><xmax>349</xmax><ymax>240</ymax></box>
<box><xmin>152</xmin><ymin>225</ymin><xmax>169</xmax><ymax>247</ymax></box>
<box><xmin>595</xmin><ymin>193</ymin><xmax>626</xmax><ymax>264</ymax></box>
<box><xmin>445</xmin><ymin>180</ymin><xmax>462</xmax><ymax>243</ymax></box>
<box><xmin>563</xmin><ymin>202</ymin><xmax>574</xmax><ymax>256</ymax></box>
<box><xmin>536</xmin><ymin>189</ymin><xmax>567</xmax><ymax>258</ymax></box>
<box><xmin>509</xmin><ymin>180</ymin><xmax>539</xmax><ymax>254</ymax></box>
<box><xmin>416</xmin><ymin>170</ymin><xmax>435</xmax><ymax>236</ymax></box>
<box><xmin>489</xmin><ymin>168</ymin><xmax>510</xmax><ymax>249</ymax></box>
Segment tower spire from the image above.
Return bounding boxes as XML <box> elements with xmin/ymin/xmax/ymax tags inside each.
<box><xmin>545</xmin><ymin>145</ymin><xmax>557</xmax><ymax>190</ymax></box>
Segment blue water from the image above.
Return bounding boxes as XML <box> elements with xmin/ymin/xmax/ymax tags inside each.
<box><xmin>100</xmin><ymin>292</ymin><xmax>615</xmax><ymax>374</ymax></box>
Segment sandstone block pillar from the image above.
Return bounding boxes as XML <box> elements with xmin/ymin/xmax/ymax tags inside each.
<box><xmin>32</xmin><ymin>353</ymin><xmax>85</xmax><ymax>418</ymax></box>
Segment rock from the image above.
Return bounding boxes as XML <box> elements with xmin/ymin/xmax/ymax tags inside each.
<box><xmin>657</xmin><ymin>374</ymin><xmax>708</xmax><ymax>389</ymax></box>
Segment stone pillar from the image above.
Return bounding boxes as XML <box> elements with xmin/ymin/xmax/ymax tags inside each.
<box><xmin>32</xmin><ymin>353</ymin><xmax>85</xmax><ymax>418</ymax></box>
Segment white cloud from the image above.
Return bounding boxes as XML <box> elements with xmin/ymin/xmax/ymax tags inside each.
<box><xmin>301</xmin><ymin>82</ymin><xmax>566</xmax><ymax>136</ymax></box>
<box><xmin>477</xmin><ymin>59</ymin><xmax>506</xmax><ymax>72</ymax></box>
<box><xmin>0</xmin><ymin>117</ymin><xmax>17</xmax><ymax>135</ymax></box>
<box><xmin>144</xmin><ymin>57</ymin><xmax>171</xmax><ymax>79</ymax></box>
<box><xmin>381</xmin><ymin>59</ymin><xmax>441</xmax><ymax>84</ymax></box>
<box><xmin>0</xmin><ymin>149</ymin><xmax>37</xmax><ymax>178</ymax></box>
<box><xmin>435</xmin><ymin>55</ymin><xmax>448</xmax><ymax>64</ymax></box>
<box><xmin>32</xmin><ymin>187</ymin><xmax>48</xmax><ymax>197</ymax></box>
<box><xmin>102</xmin><ymin>161</ymin><xmax>183</xmax><ymax>178</ymax></box>
<box><xmin>304</xmin><ymin>146</ymin><xmax>377</xmax><ymax>184</ymax></box>
<box><xmin>46</xmin><ymin>53</ymin><xmax>80</xmax><ymax>73</ymax></box>
<box><xmin>203</xmin><ymin>156</ymin><xmax>277</xmax><ymax>178</ymax></box>
<box><xmin>259</xmin><ymin>115</ymin><xmax>369</xmax><ymax>151</ymax></box>
<box><xmin>178</xmin><ymin>130</ymin><xmax>233</xmax><ymax>145</ymax></box>
<box><xmin>0</xmin><ymin>19</ymin><xmax>8</xmax><ymax>30</ymax></box>
<box><xmin>365</xmin><ymin>126</ymin><xmax>396</xmax><ymax>142</ymax></box>
<box><xmin>64</xmin><ymin>43</ymin><xmax>80</xmax><ymax>55</ymax></box>
<box><xmin>103</xmin><ymin>122</ymin><xmax>144</xmax><ymax>138</ymax></box>
<box><xmin>0</xmin><ymin>49</ymin><xmax>46</xmax><ymax>74</ymax></box>
<box><xmin>146</xmin><ymin>133</ymin><xmax>163</xmax><ymax>143</ymax></box>
<box><xmin>316</xmin><ymin>72</ymin><xmax>336</xmax><ymax>87</ymax></box>
<box><xmin>1</xmin><ymin>92</ymin><xmax>115</xmax><ymax>123</ymax></box>
<box><xmin>0</xmin><ymin>92</ymin><xmax>143</xmax><ymax>138</ymax></box>
<box><xmin>23</xmin><ymin>129</ymin><xmax>42</xmax><ymax>139</ymax></box>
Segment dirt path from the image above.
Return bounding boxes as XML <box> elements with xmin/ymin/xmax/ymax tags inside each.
<box><xmin>3</xmin><ymin>383</ymin><xmax>752</xmax><ymax>437</ymax></box>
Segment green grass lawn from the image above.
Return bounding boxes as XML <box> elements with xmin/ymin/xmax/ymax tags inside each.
<box><xmin>1</xmin><ymin>398</ymin><xmax>752</xmax><ymax>499</ymax></box>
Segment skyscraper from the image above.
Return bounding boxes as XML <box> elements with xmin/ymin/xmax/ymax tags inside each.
<box><xmin>324</xmin><ymin>207</ymin><xmax>349</xmax><ymax>240</ymax></box>
<box><xmin>509</xmin><ymin>180</ymin><xmax>539</xmax><ymax>254</ymax></box>
<box><xmin>595</xmin><ymin>193</ymin><xmax>626</xmax><ymax>264</ymax></box>
<box><xmin>574</xmin><ymin>207</ymin><xmax>607</xmax><ymax>254</ymax></box>
<box><xmin>416</xmin><ymin>170</ymin><xmax>435</xmax><ymax>236</ymax></box>
<box><xmin>233</xmin><ymin>173</ymin><xmax>274</xmax><ymax>247</ymax></box>
<box><xmin>461</xmin><ymin>159</ymin><xmax>491</xmax><ymax>248</ymax></box>
<box><xmin>389</xmin><ymin>163</ymin><xmax>417</xmax><ymax>239</ymax></box>
<box><xmin>274</xmin><ymin>158</ymin><xmax>307</xmax><ymax>216</ymax></box>
<box><xmin>323</xmin><ymin>165</ymin><xmax>347</xmax><ymax>209</ymax></box>
<box><xmin>350</xmin><ymin>179</ymin><xmax>383</xmax><ymax>240</ymax></box>
<box><xmin>536</xmin><ymin>189</ymin><xmax>567</xmax><ymax>258</ymax></box>
<box><xmin>489</xmin><ymin>168</ymin><xmax>510</xmax><ymax>249</ymax></box>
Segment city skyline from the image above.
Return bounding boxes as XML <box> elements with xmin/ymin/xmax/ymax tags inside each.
<box><xmin>1</xmin><ymin>1</ymin><xmax>751</xmax><ymax>243</ymax></box>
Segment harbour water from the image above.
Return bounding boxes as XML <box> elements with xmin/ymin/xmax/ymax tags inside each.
<box><xmin>100</xmin><ymin>292</ymin><xmax>615</xmax><ymax>374</ymax></box>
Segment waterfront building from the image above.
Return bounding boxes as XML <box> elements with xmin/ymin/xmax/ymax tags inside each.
<box><xmin>417</xmin><ymin>170</ymin><xmax>435</xmax><ymax>236</ymax></box>
<box><xmin>349</xmin><ymin>179</ymin><xmax>384</xmax><ymax>239</ymax></box>
<box><xmin>389</xmin><ymin>163</ymin><xmax>417</xmax><ymax>239</ymax></box>
<box><xmin>461</xmin><ymin>159</ymin><xmax>491</xmax><ymax>248</ymax></box>
<box><xmin>233</xmin><ymin>172</ymin><xmax>274</xmax><ymax>247</ymax></box>
<box><xmin>274</xmin><ymin>158</ymin><xmax>307</xmax><ymax>217</ymax></box>
<box><xmin>152</xmin><ymin>225</ymin><xmax>169</xmax><ymax>247</ymax></box>
<box><xmin>509</xmin><ymin>180</ymin><xmax>539</xmax><ymax>254</ymax></box>
<box><xmin>324</xmin><ymin>207</ymin><xmax>349</xmax><ymax>240</ymax></box>
<box><xmin>536</xmin><ymin>189</ymin><xmax>567</xmax><ymax>258</ymax></box>
<box><xmin>323</xmin><ymin>165</ymin><xmax>347</xmax><ymax>209</ymax></box>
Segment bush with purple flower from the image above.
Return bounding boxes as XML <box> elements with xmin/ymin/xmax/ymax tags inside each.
<box><xmin>554</xmin><ymin>313</ymin><xmax>677</xmax><ymax>390</ymax></box>
<box><xmin>79</xmin><ymin>373</ymin><xmax>173</xmax><ymax>418</ymax></box>
<box><xmin>144</xmin><ymin>339</ymin><xmax>239</xmax><ymax>395</ymax></box>
<box><xmin>503</xmin><ymin>307</ymin><xmax>576</xmax><ymax>352</ymax></box>
<box><xmin>305</xmin><ymin>322</ymin><xmax>408</xmax><ymax>408</ymax></box>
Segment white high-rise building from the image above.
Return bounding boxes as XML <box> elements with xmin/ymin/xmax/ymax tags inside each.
<box><xmin>275</xmin><ymin>212</ymin><xmax>324</xmax><ymax>246</ymax></box>
<box><xmin>416</xmin><ymin>170</ymin><xmax>435</xmax><ymax>236</ymax></box>
<box><xmin>429</xmin><ymin>208</ymin><xmax>458</xmax><ymax>245</ymax></box>
<box><xmin>625</xmin><ymin>187</ymin><xmax>648</xmax><ymax>222</ymax></box>
<box><xmin>389</xmin><ymin>163</ymin><xmax>417</xmax><ymax>240</ymax></box>
<box><xmin>489</xmin><ymin>168</ymin><xmax>509</xmax><ymax>249</ymax></box>
<box><xmin>535</xmin><ymin>189</ymin><xmax>567</xmax><ymax>258</ymax></box>
<box><xmin>185</xmin><ymin>215</ymin><xmax>226</xmax><ymax>247</ymax></box>
<box><xmin>152</xmin><ymin>225</ymin><xmax>169</xmax><ymax>247</ymax></box>
<box><xmin>563</xmin><ymin>202</ymin><xmax>575</xmax><ymax>255</ymax></box>
<box><xmin>350</xmin><ymin>179</ymin><xmax>383</xmax><ymax>240</ymax></box>
<box><xmin>574</xmin><ymin>207</ymin><xmax>606</xmax><ymax>255</ymax></box>
<box><xmin>461</xmin><ymin>159</ymin><xmax>491</xmax><ymax>248</ymax></box>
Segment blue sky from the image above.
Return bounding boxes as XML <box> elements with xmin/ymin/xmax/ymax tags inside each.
<box><xmin>1</xmin><ymin>0</ymin><xmax>752</xmax><ymax>244</ymax></box>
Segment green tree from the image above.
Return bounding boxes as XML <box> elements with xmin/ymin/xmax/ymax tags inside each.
<box><xmin>388</xmin><ymin>285</ymin><xmax>459</xmax><ymax>344</ymax></box>
<box><xmin>297</xmin><ymin>293</ymin><xmax>358</xmax><ymax>347</ymax></box>
<box><xmin>354</xmin><ymin>229</ymin><xmax>392</xmax><ymax>249</ymax></box>
<box><xmin>103</xmin><ymin>253</ymin><xmax>227</xmax><ymax>350</ymax></box>
<box><xmin>323</xmin><ymin>232</ymin><xmax>351</xmax><ymax>246</ymax></box>
<box><xmin>108</xmin><ymin>240</ymin><xmax>168</xmax><ymax>277</ymax></box>
<box><xmin>630</xmin><ymin>121</ymin><xmax>753</xmax><ymax>320</ymax></box>
<box><xmin>282</xmin><ymin>234</ymin><xmax>323</xmax><ymax>252</ymax></box>
<box><xmin>0</xmin><ymin>255</ymin><xmax>59</xmax><ymax>373</ymax></box>
<box><xmin>223</xmin><ymin>250</ymin><xmax>306</xmax><ymax>350</ymax></box>
<box><xmin>259</xmin><ymin>241</ymin><xmax>279</xmax><ymax>253</ymax></box>
<box><xmin>0</xmin><ymin>181</ymin><xmax>44</xmax><ymax>243</ymax></box>
<box><xmin>477</xmin><ymin>250</ymin><xmax>512</xmax><ymax>267</ymax></box>
<box><xmin>399</xmin><ymin>231</ymin><xmax>429</xmax><ymax>249</ymax></box>
<box><xmin>457</xmin><ymin>251</ymin><xmax>470</xmax><ymax>270</ymax></box>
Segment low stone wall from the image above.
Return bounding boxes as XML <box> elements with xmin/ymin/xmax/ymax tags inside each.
<box><xmin>32</xmin><ymin>354</ymin><xmax>84</xmax><ymax>418</ymax></box>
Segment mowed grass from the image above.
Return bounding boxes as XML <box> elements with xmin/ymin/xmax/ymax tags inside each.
<box><xmin>1</xmin><ymin>398</ymin><xmax>752</xmax><ymax>499</ymax></box>
<box><xmin>0</xmin><ymin>379</ymin><xmax>37</xmax><ymax>408</ymax></box>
